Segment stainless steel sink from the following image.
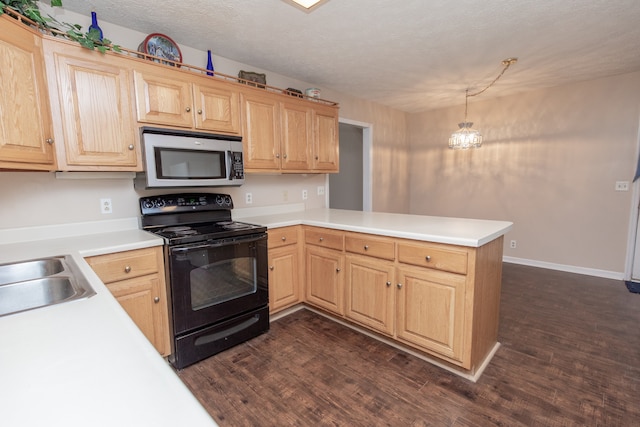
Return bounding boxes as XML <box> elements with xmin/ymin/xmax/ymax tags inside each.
<box><xmin>0</xmin><ymin>256</ymin><xmax>96</xmax><ymax>317</ymax></box>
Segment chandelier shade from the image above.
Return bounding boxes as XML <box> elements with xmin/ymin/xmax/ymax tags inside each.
<box><xmin>448</xmin><ymin>122</ymin><xmax>482</xmax><ymax>149</ymax></box>
<box><xmin>448</xmin><ymin>58</ymin><xmax>517</xmax><ymax>149</ymax></box>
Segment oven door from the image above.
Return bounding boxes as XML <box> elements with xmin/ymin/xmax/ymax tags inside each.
<box><xmin>168</xmin><ymin>233</ymin><xmax>268</xmax><ymax>335</ymax></box>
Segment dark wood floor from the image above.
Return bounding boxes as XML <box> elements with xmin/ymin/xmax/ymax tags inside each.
<box><xmin>177</xmin><ymin>263</ymin><xmax>640</xmax><ymax>426</ymax></box>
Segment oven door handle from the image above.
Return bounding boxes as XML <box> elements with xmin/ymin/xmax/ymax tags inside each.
<box><xmin>170</xmin><ymin>233</ymin><xmax>266</xmax><ymax>253</ymax></box>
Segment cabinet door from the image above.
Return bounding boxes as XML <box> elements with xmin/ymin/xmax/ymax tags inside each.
<box><xmin>107</xmin><ymin>274</ymin><xmax>171</xmax><ymax>357</ymax></box>
<box><xmin>396</xmin><ymin>266</ymin><xmax>466</xmax><ymax>364</ymax></box>
<box><xmin>193</xmin><ymin>79</ymin><xmax>240</xmax><ymax>134</ymax></box>
<box><xmin>280</xmin><ymin>100</ymin><xmax>312</xmax><ymax>171</ymax></box>
<box><xmin>44</xmin><ymin>40</ymin><xmax>139</xmax><ymax>169</ymax></box>
<box><xmin>345</xmin><ymin>255</ymin><xmax>395</xmax><ymax>336</ymax></box>
<box><xmin>133</xmin><ymin>69</ymin><xmax>193</xmax><ymax>128</ymax></box>
<box><xmin>268</xmin><ymin>245</ymin><xmax>301</xmax><ymax>313</ymax></box>
<box><xmin>0</xmin><ymin>17</ymin><xmax>55</xmax><ymax>170</ymax></box>
<box><xmin>305</xmin><ymin>246</ymin><xmax>344</xmax><ymax>315</ymax></box>
<box><xmin>312</xmin><ymin>105</ymin><xmax>339</xmax><ymax>172</ymax></box>
<box><xmin>240</xmin><ymin>90</ymin><xmax>281</xmax><ymax>170</ymax></box>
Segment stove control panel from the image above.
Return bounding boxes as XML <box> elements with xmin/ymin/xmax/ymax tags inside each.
<box><xmin>140</xmin><ymin>193</ymin><xmax>233</xmax><ymax>215</ymax></box>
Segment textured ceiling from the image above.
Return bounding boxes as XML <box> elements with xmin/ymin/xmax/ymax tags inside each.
<box><xmin>58</xmin><ymin>0</ymin><xmax>640</xmax><ymax>113</ymax></box>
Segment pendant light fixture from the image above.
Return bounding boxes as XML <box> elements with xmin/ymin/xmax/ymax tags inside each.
<box><xmin>448</xmin><ymin>58</ymin><xmax>518</xmax><ymax>149</ymax></box>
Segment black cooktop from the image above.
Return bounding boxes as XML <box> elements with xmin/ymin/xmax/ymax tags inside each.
<box><xmin>139</xmin><ymin>193</ymin><xmax>266</xmax><ymax>245</ymax></box>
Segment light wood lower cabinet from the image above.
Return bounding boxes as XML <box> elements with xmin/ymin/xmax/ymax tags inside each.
<box><xmin>345</xmin><ymin>255</ymin><xmax>395</xmax><ymax>336</ymax></box>
<box><xmin>85</xmin><ymin>247</ymin><xmax>170</xmax><ymax>356</ymax></box>
<box><xmin>274</xmin><ymin>226</ymin><xmax>504</xmax><ymax>374</ymax></box>
<box><xmin>268</xmin><ymin>226</ymin><xmax>303</xmax><ymax>314</ymax></box>
<box><xmin>0</xmin><ymin>15</ymin><xmax>55</xmax><ymax>170</ymax></box>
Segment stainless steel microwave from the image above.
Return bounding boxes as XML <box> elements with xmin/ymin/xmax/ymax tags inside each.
<box><xmin>135</xmin><ymin>128</ymin><xmax>245</xmax><ymax>189</ymax></box>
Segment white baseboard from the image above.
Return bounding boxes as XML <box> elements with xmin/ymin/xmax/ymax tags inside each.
<box><xmin>503</xmin><ymin>256</ymin><xmax>624</xmax><ymax>280</ymax></box>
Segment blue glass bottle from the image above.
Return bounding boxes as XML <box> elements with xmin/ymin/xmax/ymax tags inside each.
<box><xmin>206</xmin><ymin>50</ymin><xmax>214</xmax><ymax>76</ymax></box>
<box><xmin>89</xmin><ymin>11</ymin><xmax>103</xmax><ymax>41</ymax></box>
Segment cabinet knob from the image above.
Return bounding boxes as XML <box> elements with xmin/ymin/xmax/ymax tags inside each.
<box><xmin>281</xmin><ymin>236</ymin><xmax>286</xmax><ymax>241</ymax></box>
<box><xmin>269</xmin><ymin>265</ymin><xmax>274</xmax><ymax>271</ymax></box>
<box><xmin>319</xmin><ymin>237</ymin><xmax>324</xmax><ymax>242</ymax></box>
<box><xmin>185</xmin><ymin>107</ymin><xmax>191</xmax><ymax>112</ymax></box>
<box><xmin>154</xmin><ymin>297</ymin><xmax>160</xmax><ymax>303</ymax></box>
<box><xmin>197</xmin><ymin>109</ymin><xmax>202</xmax><ymax>114</ymax></box>
<box><xmin>386</xmin><ymin>281</ymin><xmax>391</xmax><ymax>287</ymax></box>
<box><xmin>315</xmin><ymin>156</ymin><xmax>319</xmax><ymax>160</ymax></box>
<box><xmin>45</xmin><ymin>138</ymin><xmax>54</xmax><ymax>145</ymax></box>
<box><xmin>275</xmin><ymin>153</ymin><xmax>280</xmax><ymax>159</ymax></box>
<box><xmin>124</xmin><ymin>265</ymin><xmax>131</xmax><ymax>273</ymax></box>
<box><xmin>364</xmin><ymin>245</ymin><xmax>369</xmax><ymax>251</ymax></box>
<box><xmin>425</xmin><ymin>256</ymin><xmax>431</xmax><ymax>262</ymax></box>
<box><xmin>283</xmin><ymin>154</ymin><xmax>287</xmax><ymax>159</ymax></box>
<box><xmin>128</xmin><ymin>144</ymin><xmax>134</xmax><ymax>150</ymax></box>
<box><xmin>336</xmin><ymin>268</ymin><xmax>341</xmax><ymax>273</ymax></box>
<box><xmin>397</xmin><ymin>283</ymin><xmax>403</xmax><ymax>289</ymax></box>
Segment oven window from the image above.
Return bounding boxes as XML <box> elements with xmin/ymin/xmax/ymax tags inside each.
<box><xmin>189</xmin><ymin>257</ymin><xmax>257</xmax><ymax>310</ymax></box>
<box><xmin>155</xmin><ymin>147</ymin><xmax>225</xmax><ymax>179</ymax></box>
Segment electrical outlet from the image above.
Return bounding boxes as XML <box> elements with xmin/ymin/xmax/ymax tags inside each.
<box><xmin>302</xmin><ymin>189</ymin><xmax>308</xmax><ymax>200</ymax></box>
<box><xmin>100</xmin><ymin>198</ymin><xmax>112</xmax><ymax>214</ymax></box>
<box><xmin>245</xmin><ymin>192</ymin><xmax>253</xmax><ymax>204</ymax></box>
<box><xmin>615</xmin><ymin>181</ymin><xmax>629</xmax><ymax>191</ymax></box>
<box><xmin>510</xmin><ymin>240</ymin><xmax>517</xmax><ymax>249</ymax></box>
<box><xmin>317</xmin><ymin>186</ymin><xmax>325</xmax><ymax>196</ymax></box>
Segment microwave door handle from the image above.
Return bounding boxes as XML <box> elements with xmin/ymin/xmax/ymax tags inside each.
<box><xmin>226</xmin><ymin>150</ymin><xmax>233</xmax><ymax>180</ymax></box>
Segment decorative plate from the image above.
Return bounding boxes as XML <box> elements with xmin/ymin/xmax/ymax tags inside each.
<box><xmin>138</xmin><ymin>33</ymin><xmax>182</xmax><ymax>66</ymax></box>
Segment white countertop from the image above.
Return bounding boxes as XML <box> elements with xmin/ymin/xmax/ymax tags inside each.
<box><xmin>237</xmin><ymin>208</ymin><xmax>513</xmax><ymax>247</ymax></box>
<box><xmin>0</xmin><ymin>220</ymin><xmax>216</xmax><ymax>427</ymax></box>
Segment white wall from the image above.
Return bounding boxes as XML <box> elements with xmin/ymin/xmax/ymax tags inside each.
<box><xmin>407</xmin><ymin>72</ymin><xmax>640</xmax><ymax>275</ymax></box>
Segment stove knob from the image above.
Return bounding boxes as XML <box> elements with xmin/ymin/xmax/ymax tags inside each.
<box><xmin>224</xmin><ymin>195</ymin><xmax>232</xmax><ymax>206</ymax></box>
<box><xmin>142</xmin><ymin>200</ymin><xmax>154</xmax><ymax>209</ymax></box>
<box><xmin>155</xmin><ymin>199</ymin><xmax>166</xmax><ymax>208</ymax></box>
<box><xmin>215</xmin><ymin>195</ymin><xmax>224</xmax><ymax>206</ymax></box>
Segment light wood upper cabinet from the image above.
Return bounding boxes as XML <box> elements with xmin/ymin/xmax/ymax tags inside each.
<box><xmin>241</xmin><ymin>89</ymin><xmax>281</xmax><ymax>170</ymax></box>
<box><xmin>312</xmin><ymin>104</ymin><xmax>339</xmax><ymax>172</ymax></box>
<box><xmin>134</xmin><ymin>68</ymin><xmax>241</xmax><ymax>135</ymax></box>
<box><xmin>42</xmin><ymin>38</ymin><xmax>140</xmax><ymax>170</ymax></box>
<box><xmin>0</xmin><ymin>16</ymin><xmax>55</xmax><ymax>170</ymax></box>
<box><xmin>241</xmin><ymin>86</ymin><xmax>339</xmax><ymax>173</ymax></box>
<box><xmin>280</xmin><ymin>100</ymin><xmax>312</xmax><ymax>171</ymax></box>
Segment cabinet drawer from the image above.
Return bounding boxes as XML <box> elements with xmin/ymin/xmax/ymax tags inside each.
<box><xmin>397</xmin><ymin>242</ymin><xmax>468</xmax><ymax>275</ymax></box>
<box><xmin>345</xmin><ymin>234</ymin><xmax>395</xmax><ymax>260</ymax></box>
<box><xmin>86</xmin><ymin>247</ymin><xmax>161</xmax><ymax>283</ymax></box>
<box><xmin>304</xmin><ymin>227</ymin><xmax>344</xmax><ymax>251</ymax></box>
<box><xmin>268</xmin><ymin>226</ymin><xmax>299</xmax><ymax>249</ymax></box>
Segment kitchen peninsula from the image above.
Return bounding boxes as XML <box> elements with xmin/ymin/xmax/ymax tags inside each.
<box><xmin>238</xmin><ymin>208</ymin><xmax>513</xmax><ymax>380</ymax></box>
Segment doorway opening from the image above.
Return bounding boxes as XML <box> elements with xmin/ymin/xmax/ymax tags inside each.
<box><xmin>329</xmin><ymin>119</ymin><xmax>372</xmax><ymax>211</ymax></box>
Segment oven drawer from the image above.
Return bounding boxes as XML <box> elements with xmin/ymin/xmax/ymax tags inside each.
<box><xmin>172</xmin><ymin>305</ymin><xmax>269</xmax><ymax>369</ymax></box>
<box><xmin>86</xmin><ymin>247</ymin><xmax>160</xmax><ymax>283</ymax></box>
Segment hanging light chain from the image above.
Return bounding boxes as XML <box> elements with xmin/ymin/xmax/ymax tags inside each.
<box><xmin>467</xmin><ymin>58</ymin><xmax>518</xmax><ymax>98</ymax></box>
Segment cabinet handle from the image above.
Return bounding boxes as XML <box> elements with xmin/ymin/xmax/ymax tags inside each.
<box><xmin>45</xmin><ymin>138</ymin><xmax>54</xmax><ymax>145</ymax></box>
<box><xmin>128</xmin><ymin>144</ymin><xmax>134</xmax><ymax>150</ymax></box>
<box><xmin>397</xmin><ymin>283</ymin><xmax>403</xmax><ymax>289</ymax></box>
<box><xmin>315</xmin><ymin>155</ymin><xmax>319</xmax><ymax>160</ymax></box>
<box><xmin>124</xmin><ymin>265</ymin><xmax>131</xmax><ymax>273</ymax></box>
<box><xmin>425</xmin><ymin>255</ymin><xmax>431</xmax><ymax>262</ymax></box>
<box><xmin>269</xmin><ymin>266</ymin><xmax>274</xmax><ymax>271</ymax></box>
<box><xmin>154</xmin><ymin>297</ymin><xmax>160</xmax><ymax>303</ymax></box>
<box><xmin>386</xmin><ymin>281</ymin><xmax>391</xmax><ymax>287</ymax></box>
<box><xmin>276</xmin><ymin>153</ymin><xmax>280</xmax><ymax>159</ymax></box>
<box><xmin>364</xmin><ymin>245</ymin><xmax>369</xmax><ymax>251</ymax></box>
<box><xmin>319</xmin><ymin>237</ymin><xmax>324</xmax><ymax>242</ymax></box>
<box><xmin>185</xmin><ymin>107</ymin><xmax>191</xmax><ymax>112</ymax></box>
<box><xmin>197</xmin><ymin>109</ymin><xmax>202</xmax><ymax>114</ymax></box>
<box><xmin>283</xmin><ymin>154</ymin><xmax>287</xmax><ymax>159</ymax></box>
<box><xmin>281</xmin><ymin>236</ymin><xmax>286</xmax><ymax>241</ymax></box>
<box><xmin>336</xmin><ymin>268</ymin><xmax>341</xmax><ymax>273</ymax></box>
